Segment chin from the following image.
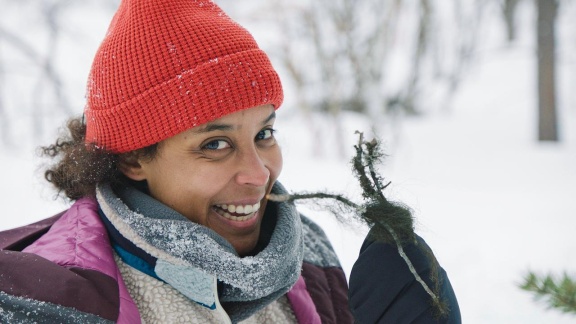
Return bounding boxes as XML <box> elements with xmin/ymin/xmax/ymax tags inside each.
<box><xmin>231</xmin><ymin>234</ymin><xmax>261</xmax><ymax>256</ymax></box>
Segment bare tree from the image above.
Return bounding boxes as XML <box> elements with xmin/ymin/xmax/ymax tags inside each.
<box><xmin>499</xmin><ymin>0</ymin><xmax>566</xmax><ymax>141</ymax></box>
<box><xmin>0</xmin><ymin>1</ymin><xmax>70</xmax><ymax>144</ymax></box>
<box><xmin>502</xmin><ymin>0</ymin><xmax>521</xmax><ymax>41</ymax></box>
<box><xmin>432</xmin><ymin>0</ymin><xmax>487</xmax><ymax>114</ymax></box>
<box><xmin>0</xmin><ymin>0</ymin><xmax>119</xmax><ymax>149</ymax></box>
<box><xmin>536</xmin><ymin>0</ymin><xmax>559</xmax><ymax>141</ymax></box>
<box><xmin>225</xmin><ymin>0</ymin><xmax>485</xmax><ymax>156</ymax></box>
<box><xmin>0</xmin><ymin>44</ymin><xmax>9</xmax><ymax>147</ymax></box>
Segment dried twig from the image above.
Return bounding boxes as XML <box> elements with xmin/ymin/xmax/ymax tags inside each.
<box><xmin>268</xmin><ymin>131</ymin><xmax>449</xmax><ymax>317</ymax></box>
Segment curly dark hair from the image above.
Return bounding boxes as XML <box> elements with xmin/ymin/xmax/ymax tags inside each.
<box><xmin>42</xmin><ymin>116</ymin><xmax>158</xmax><ymax>200</ymax></box>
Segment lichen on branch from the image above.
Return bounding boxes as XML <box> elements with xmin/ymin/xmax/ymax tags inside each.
<box><xmin>268</xmin><ymin>131</ymin><xmax>449</xmax><ymax>317</ymax></box>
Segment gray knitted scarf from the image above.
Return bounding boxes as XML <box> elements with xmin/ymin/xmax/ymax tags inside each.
<box><xmin>96</xmin><ymin>182</ymin><xmax>303</xmax><ymax>323</ymax></box>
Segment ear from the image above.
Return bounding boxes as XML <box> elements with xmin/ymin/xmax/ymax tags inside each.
<box><xmin>118</xmin><ymin>154</ymin><xmax>147</xmax><ymax>181</ymax></box>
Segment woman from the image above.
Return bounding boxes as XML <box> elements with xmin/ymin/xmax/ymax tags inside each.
<box><xmin>0</xmin><ymin>1</ymin><xmax>350</xmax><ymax>323</ymax></box>
<box><xmin>0</xmin><ymin>0</ymin><xmax>460</xmax><ymax>323</ymax></box>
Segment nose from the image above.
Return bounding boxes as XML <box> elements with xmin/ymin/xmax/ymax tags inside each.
<box><xmin>235</xmin><ymin>147</ymin><xmax>270</xmax><ymax>187</ymax></box>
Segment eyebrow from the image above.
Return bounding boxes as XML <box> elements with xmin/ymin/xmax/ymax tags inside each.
<box><xmin>193</xmin><ymin>110</ymin><xmax>276</xmax><ymax>134</ymax></box>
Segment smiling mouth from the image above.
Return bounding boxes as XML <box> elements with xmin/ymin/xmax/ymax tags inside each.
<box><xmin>214</xmin><ymin>202</ymin><xmax>261</xmax><ymax>221</ymax></box>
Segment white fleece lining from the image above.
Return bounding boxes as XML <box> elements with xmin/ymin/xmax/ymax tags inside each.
<box><xmin>115</xmin><ymin>254</ymin><xmax>297</xmax><ymax>324</ymax></box>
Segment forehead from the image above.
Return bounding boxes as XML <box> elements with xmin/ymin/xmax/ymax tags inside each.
<box><xmin>157</xmin><ymin>105</ymin><xmax>275</xmax><ymax>146</ymax></box>
<box><xmin>191</xmin><ymin>105</ymin><xmax>275</xmax><ymax>134</ymax></box>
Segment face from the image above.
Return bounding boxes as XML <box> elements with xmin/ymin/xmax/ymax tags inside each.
<box><xmin>123</xmin><ymin>105</ymin><xmax>282</xmax><ymax>256</ymax></box>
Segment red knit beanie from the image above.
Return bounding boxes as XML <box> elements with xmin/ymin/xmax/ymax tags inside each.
<box><xmin>84</xmin><ymin>0</ymin><xmax>283</xmax><ymax>153</ymax></box>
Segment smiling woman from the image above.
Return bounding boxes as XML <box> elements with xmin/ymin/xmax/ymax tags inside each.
<box><xmin>0</xmin><ymin>0</ymin><xmax>352</xmax><ymax>323</ymax></box>
<box><xmin>0</xmin><ymin>0</ymin><xmax>463</xmax><ymax>323</ymax></box>
<box><xmin>120</xmin><ymin>105</ymin><xmax>282</xmax><ymax>256</ymax></box>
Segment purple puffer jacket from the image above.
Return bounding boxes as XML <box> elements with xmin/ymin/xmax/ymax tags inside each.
<box><xmin>0</xmin><ymin>198</ymin><xmax>352</xmax><ymax>323</ymax></box>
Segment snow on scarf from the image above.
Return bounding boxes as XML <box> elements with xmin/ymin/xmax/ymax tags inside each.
<box><xmin>96</xmin><ymin>182</ymin><xmax>303</xmax><ymax>323</ymax></box>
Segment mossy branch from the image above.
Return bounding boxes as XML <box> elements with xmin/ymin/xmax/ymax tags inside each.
<box><xmin>268</xmin><ymin>131</ymin><xmax>449</xmax><ymax>318</ymax></box>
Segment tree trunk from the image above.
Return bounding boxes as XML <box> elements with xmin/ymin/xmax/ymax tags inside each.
<box><xmin>536</xmin><ymin>0</ymin><xmax>558</xmax><ymax>141</ymax></box>
<box><xmin>0</xmin><ymin>44</ymin><xmax>9</xmax><ymax>147</ymax></box>
<box><xmin>503</xmin><ymin>0</ymin><xmax>520</xmax><ymax>42</ymax></box>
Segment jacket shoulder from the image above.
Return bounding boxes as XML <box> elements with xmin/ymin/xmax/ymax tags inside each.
<box><xmin>299</xmin><ymin>214</ymin><xmax>354</xmax><ymax>324</ymax></box>
<box><xmin>0</xmin><ymin>198</ymin><xmax>98</xmax><ymax>251</ymax></box>
<box><xmin>300</xmin><ymin>214</ymin><xmax>341</xmax><ymax>267</ymax></box>
<box><xmin>0</xmin><ymin>249</ymin><xmax>119</xmax><ymax>323</ymax></box>
<box><xmin>0</xmin><ymin>211</ymin><xmax>65</xmax><ymax>251</ymax></box>
<box><xmin>0</xmin><ymin>198</ymin><xmax>131</xmax><ymax>323</ymax></box>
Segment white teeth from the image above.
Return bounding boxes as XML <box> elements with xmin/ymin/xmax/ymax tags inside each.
<box><xmin>215</xmin><ymin>202</ymin><xmax>261</xmax><ymax>216</ymax></box>
<box><xmin>221</xmin><ymin>212</ymin><xmax>250</xmax><ymax>221</ymax></box>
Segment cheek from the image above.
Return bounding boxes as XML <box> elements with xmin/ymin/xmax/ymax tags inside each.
<box><xmin>188</xmin><ymin>167</ymin><xmax>229</xmax><ymax>194</ymax></box>
<box><xmin>150</xmin><ymin>165</ymin><xmax>215</xmax><ymax>204</ymax></box>
<box><xmin>268</xmin><ymin>147</ymin><xmax>283</xmax><ymax>183</ymax></box>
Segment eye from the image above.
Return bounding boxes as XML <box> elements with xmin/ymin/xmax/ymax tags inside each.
<box><xmin>203</xmin><ymin>139</ymin><xmax>230</xmax><ymax>150</ymax></box>
<box><xmin>256</xmin><ymin>128</ymin><xmax>275</xmax><ymax>141</ymax></box>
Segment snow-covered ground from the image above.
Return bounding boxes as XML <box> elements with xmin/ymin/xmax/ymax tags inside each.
<box><xmin>1</xmin><ymin>2</ymin><xmax>576</xmax><ymax>323</ymax></box>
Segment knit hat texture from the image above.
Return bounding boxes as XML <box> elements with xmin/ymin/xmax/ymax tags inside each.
<box><xmin>84</xmin><ymin>0</ymin><xmax>283</xmax><ymax>153</ymax></box>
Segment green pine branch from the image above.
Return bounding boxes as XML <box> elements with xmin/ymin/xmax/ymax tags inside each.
<box><xmin>520</xmin><ymin>271</ymin><xmax>576</xmax><ymax>314</ymax></box>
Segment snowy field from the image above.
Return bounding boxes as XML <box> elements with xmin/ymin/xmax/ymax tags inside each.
<box><xmin>1</xmin><ymin>2</ymin><xmax>576</xmax><ymax>324</ymax></box>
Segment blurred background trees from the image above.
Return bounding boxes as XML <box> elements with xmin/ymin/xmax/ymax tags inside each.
<box><xmin>0</xmin><ymin>0</ymin><xmax>117</xmax><ymax>148</ymax></box>
<box><xmin>222</xmin><ymin>0</ymin><xmax>574</xmax><ymax>151</ymax></box>
<box><xmin>0</xmin><ymin>0</ymin><xmax>573</xmax><ymax>150</ymax></box>
<box><xmin>222</xmin><ymin>0</ymin><xmax>485</xmax><ymax>155</ymax></box>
